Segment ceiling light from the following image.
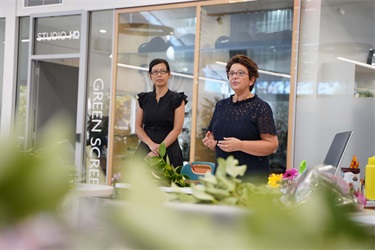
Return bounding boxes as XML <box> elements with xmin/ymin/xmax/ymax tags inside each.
<box><xmin>337</xmin><ymin>57</ymin><xmax>375</xmax><ymax>69</ymax></box>
<box><xmin>119</xmin><ymin>23</ymin><xmax>173</xmax><ymax>36</ymax></box>
<box><xmin>117</xmin><ymin>63</ymin><xmax>226</xmax><ymax>84</ymax></box>
<box><xmin>216</xmin><ymin>60</ymin><xmax>290</xmax><ymax>78</ymax></box>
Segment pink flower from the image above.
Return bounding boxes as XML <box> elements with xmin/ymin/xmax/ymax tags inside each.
<box><xmin>111</xmin><ymin>173</ymin><xmax>121</xmax><ymax>184</ymax></box>
<box><xmin>283</xmin><ymin>168</ymin><xmax>298</xmax><ymax>180</ymax></box>
<box><xmin>353</xmin><ymin>191</ymin><xmax>366</xmax><ymax>206</ymax></box>
<box><xmin>331</xmin><ymin>175</ymin><xmax>351</xmax><ymax>194</ymax></box>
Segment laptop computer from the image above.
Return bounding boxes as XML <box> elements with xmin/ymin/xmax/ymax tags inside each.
<box><xmin>322</xmin><ymin>131</ymin><xmax>353</xmax><ymax>175</ymax></box>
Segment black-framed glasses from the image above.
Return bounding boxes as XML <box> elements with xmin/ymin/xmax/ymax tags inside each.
<box><xmin>150</xmin><ymin>69</ymin><xmax>168</xmax><ymax>75</ymax></box>
<box><xmin>228</xmin><ymin>70</ymin><xmax>248</xmax><ymax>78</ymax></box>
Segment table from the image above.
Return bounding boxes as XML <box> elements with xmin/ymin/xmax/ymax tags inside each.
<box><xmin>63</xmin><ymin>183</ymin><xmax>114</xmax><ymax>226</ymax></box>
<box><xmin>115</xmin><ymin>182</ymin><xmax>192</xmax><ymax>194</ymax></box>
<box><xmin>72</xmin><ymin>183</ymin><xmax>114</xmax><ymax>197</ymax></box>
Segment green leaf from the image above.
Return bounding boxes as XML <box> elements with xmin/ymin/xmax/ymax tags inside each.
<box><xmin>150</xmin><ymin>170</ymin><xmax>161</xmax><ymax>179</ymax></box>
<box><xmin>145</xmin><ymin>156</ymin><xmax>166</xmax><ymax>170</ymax></box>
<box><xmin>215</xmin><ymin>158</ymin><xmax>228</xmax><ymax>177</ymax></box>
<box><xmin>225</xmin><ymin>156</ymin><xmax>247</xmax><ymax>178</ymax></box>
<box><xmin>175</xmin><ymin>166</ymin><xmax>182</xmax><ymax>174</ymax></box>
<box><xmin>191</xmin><ymin>185</ymin><xmax>215</xmax><ymax>201</ymax></box>
<box><xmin>220</xmin><ymin>197</ymin><xmax>238</xmax><ymax>205</ymax></box>
<box><xmin>142</xmin><ymin>143</ymin><xmax>189</xmax><ymax>187</ymax></box>
<box><xmin>205</xmin><ymin>186</ymin><xmax>230</xmax><ymax>200</ymax></box>
<box><xmin>216</xmin><ymin>175</ymin><xmax>236</xmax><ymax>192</ymax></box>
<box><xmin>199</xmin><ymin>172</ymin><xmax>217</xmax><ymax>185</ymax></box>
<box><xmin>158</xmin><ymin>143</ymin><xmax>166</xmax><ymax>158</ymax></box>
<box><xmin>176</xmin><ymin>193</ymin><xmax>199</xmax><ymax>203</ymax></box>
<box><xmin>299</xmin><ymin>160</ymin><xmax>307</xmax><ymax>174</ymax></box>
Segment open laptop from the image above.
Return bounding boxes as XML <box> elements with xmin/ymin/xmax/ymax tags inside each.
<box><xmin>322</xmin><ymin>131</ymin><xmax>353</xmax><ymax>175</ymax></box>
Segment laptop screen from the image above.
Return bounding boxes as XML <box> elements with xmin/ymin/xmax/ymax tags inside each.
<box><xmin>323</xmin><ymin>131</ymin><xmax>353</xmax><ymax>173</ymax></box>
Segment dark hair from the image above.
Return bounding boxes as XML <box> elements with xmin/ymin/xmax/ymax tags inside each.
<box><xmin>225</xmin><ymin>54</ymin><xmax>259</xmax><ymax>91</ymax></box>
<box><xmin>148</xmin><ymin>58</ymin><xmax>170</xmax><ymax>74</ymax></box>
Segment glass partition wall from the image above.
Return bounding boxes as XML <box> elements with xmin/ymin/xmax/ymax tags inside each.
<box><xmin>196</xmin><ymin>2</ymin><xmax>293</xmax><ymax>172</ymax></box>
<box><xmin>295</xmin><ymin>0</ymin><xmax>375</xmax><ymax>173</ymax></box>
<box><xmin>15</xmin><ymin>17</ymin><xmax>30</xmax><ymax>147</ymax></box>
<box><xmin>6</xmin><ymin>0</ymin><xmax>373</xmax><ymax>184</ymax></box>
<box><xmin>109</xmin><ymin>5</ymin><xmax>198</xmax><ymax>181</ymax></box>
<box><xmin>15</xmin><ymin>12</ymin><xmax>114</xmax><ymax>184</ymax></box>
<box><xmin>85</xmin><ymin>10</ymin><xmax>113</xmax><ymax>184</ymax></box>
<box><xmin>0</xmin><ymin>18</ymin><xmax>5</xmax><ymax>127</ymax></box>
<box><xmin>110</xmin><ymin>1</ymin><xmax>295</xmax><ymax>181</ymax></box>
<box><xmin>22</xmin><ymin>12</ymin><xmax>89</xmax><ymax>182</ymax></box>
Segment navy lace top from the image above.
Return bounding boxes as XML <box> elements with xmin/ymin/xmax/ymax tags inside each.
<box><xmin>207</xmin><ymin>94</ymin><xmax>277</xmax><ymax>183</ymax></box>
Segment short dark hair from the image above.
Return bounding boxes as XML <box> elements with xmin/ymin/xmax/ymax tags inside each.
<box><xmin>226</xmin><ymin>54</ymin><xmax>259</xmax><ymax>91</ymax></box>
<box><xmin>149</xmin><ymin>58</ymin><xmax>170</xmax><ymax>74</ymax></box>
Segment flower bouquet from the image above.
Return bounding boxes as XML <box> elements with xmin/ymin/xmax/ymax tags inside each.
<box><xmin>268</xmin><ymin>161</ymin><xmax>366</xmax><ymax>210</ymax></box>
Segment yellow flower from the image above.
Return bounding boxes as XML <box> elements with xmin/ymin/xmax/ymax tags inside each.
<box><xmin>268</xmin><ymin>173</ymin><xmax>283</xmax><ymax>187</ymax></box>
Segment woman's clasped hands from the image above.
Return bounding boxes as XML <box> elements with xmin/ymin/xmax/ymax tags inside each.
<box><xmin>146</xmin><ymin>142</ymin><xmax>160</xmax><ymax>157</ymax></box>
<box><xmin>203</xmin><ymin>131</ymin><xmax>241</xmax><ymax>152</ymax></box>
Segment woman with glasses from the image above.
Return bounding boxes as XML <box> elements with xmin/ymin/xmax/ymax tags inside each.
<box><xmin>202</xmin><ymin>55</ymin><xmax>278</xmax><ymax>183</ymax></box>
<box><xmin>134</xmin><ymin>58</ymin><xmax>188</xmax><ymax>167</ymax></box>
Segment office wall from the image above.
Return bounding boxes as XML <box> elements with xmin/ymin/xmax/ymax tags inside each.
<box><xmin>0</xmin><ymin>1</ymin><xmax>17</xmax><ymax>140</ymax></box>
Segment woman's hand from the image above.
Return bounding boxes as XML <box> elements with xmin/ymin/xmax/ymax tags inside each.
<box><xmin>217</xmin><ymin>134</ymin><xmax>278</xmax><ymax>156</ymax></box>
<box><xmin>202</xmin><ymin>131</ymin><xmax>217</xmax><ymax>151</ymax></box>
<box><xmin>146</xmin><ymin>150</ymin><xmax>159</xmax><ymax>158</ymax></box>
<box><xmin>148</xmin><ymin>142</ymin><xmax>160</xmax><ymax>156</ymax></box>
<box><xmin>217</xmin><ymin>137</ymin><xmax>240</xmax><ymax>152</ymax></box>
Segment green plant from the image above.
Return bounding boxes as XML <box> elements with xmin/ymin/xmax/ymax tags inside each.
<box><xmin>356</xmin><ymin>88</ymin><xmax>374</xmax><ymax>97</ymax></box>
<box><xmin>108</xmin><ymin>156</ymin><xmax>374</xmax><ymax>250</ymax></box>
<box><xmin>143</xmin><ymin>143</ymin><xmax>189</xmax><ymax>187</ymax></box>
<box><xmin>172</xmin><ymin>156</ymin><xmax>282</xmax><ymax>206</ymax></box>
<box><xmin>0</xmin><ymin>148</ymin><xmax>72</xmax><ymax>227</ymax></box>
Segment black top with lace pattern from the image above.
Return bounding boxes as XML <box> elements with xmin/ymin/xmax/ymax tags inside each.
<box><xmin>207</xmin><ymin>94</ymin><xmax>277</xmax><ymax>183</ymax></box>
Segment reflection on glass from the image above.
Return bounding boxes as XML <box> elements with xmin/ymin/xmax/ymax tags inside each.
<box><xmin>112</xmin><ymin>2</ymin><xmax>292</xmax><ymax>174</ymax></box>
<box><xmin>196</xmin><ymin>2</ymin><xmax>293</xmax><ymax>171</ymax></box>
<box><xmin>113</xmin><ymin>7</ymin><xmax>196</xmax><ymax>174</ymax></box>
<box><xmin>295</xmin><ymin>0</ymin><xmax>375</xmax><ymax>168</ymax></box>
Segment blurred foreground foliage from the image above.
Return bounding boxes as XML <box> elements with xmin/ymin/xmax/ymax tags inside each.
<box><xmin>107</xmin><ymin>157</ymin><xmax>374</xmax><ymax>249</ymax></box>
<box><xmin>0</xmin><ymin>147</ymin><xmax>72</xmax><ymax>227</ymax></box>
<box><xmin>0</xmin><ymin>120</ymin><xmax>374</xmax><ymax>249</ymax></box>
<box><xmin>0</xmin><ymin>115</ymin><xmax>74</xmax><ymax>228</ymax></box>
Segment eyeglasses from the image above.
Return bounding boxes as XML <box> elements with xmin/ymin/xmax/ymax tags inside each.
<box><xmin>150</xmin><ymin>69</ymin><xmax>168</xmax><ymax>75</ymax></box>
<box><xmin>228</xmin><ymin>70</ymin><xmax>248</xmax><ymax>78</ymax></box>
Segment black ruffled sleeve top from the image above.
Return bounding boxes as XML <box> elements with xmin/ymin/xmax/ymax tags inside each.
<box><xmin>137</xmin><ymin>90</ymin><xmax>187</xmax><ymax>136</ymax></box>
<box><xmin>135</xmin><ymin>89</ymin><xmax>187</xmax><ymax>167</ymax></box>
